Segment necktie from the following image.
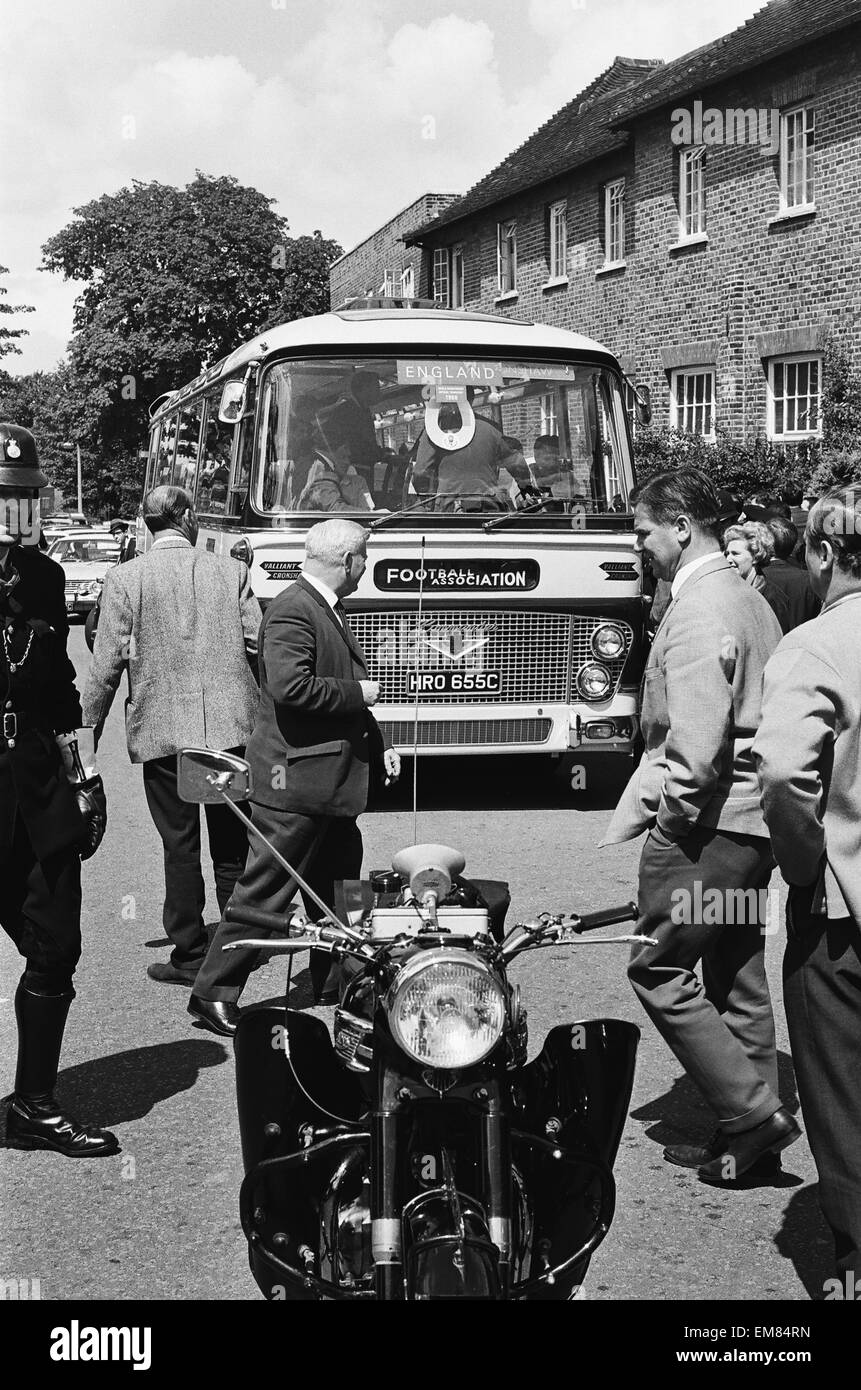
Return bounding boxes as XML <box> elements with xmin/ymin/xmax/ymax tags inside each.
<box><xmin>334</xmin><ymin>601</ymin><xmax>347</xmax><ymax>627</ymax></box>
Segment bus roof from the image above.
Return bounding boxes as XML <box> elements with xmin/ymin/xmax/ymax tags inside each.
<box><xmin>150</xmin><ymin>309</ymin><xmax>620</xmax><ymax>423</ymax></box>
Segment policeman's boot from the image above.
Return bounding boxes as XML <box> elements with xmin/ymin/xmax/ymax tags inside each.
<box><xmin>5</xmin><ymin>981</ymin><xmax>120</xmax><ymax>1157</ymax></box>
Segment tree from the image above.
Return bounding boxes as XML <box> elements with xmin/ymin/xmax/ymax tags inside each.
<box><xmin>0</xmin><ymin>265</ymin><xmax>35</xmax><ymax>361</ymax></box>
<box><xmin>264</xmin><ymin>231</ymin><xmax>343</xmax><ymax>326</ymax></box>
<box><xmin>41</xmin><ymin>173</ymin><xmax>293</xmax><ymax>452</ymax></box>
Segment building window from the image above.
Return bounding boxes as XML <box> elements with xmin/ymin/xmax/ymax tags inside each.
<box><xmin>400</xmin><ymin>264</ymin><xmax>414</xmax><ymax>297</ymax></box>
<box><xmin>498</xmin><ymin>219</ymin><xmax>517</xmax><ymax>293</ymax></box>
<box><xmin>603</xmin><ymin>179</ymin><xmax>625</xmax><ymax>266</ymax></box>
<box><xmin>671</xmin><ymin>368</ymin><xmax>715</xmax><ymax>437</ymax></box>
<box><xmin>432</xmin><ymin>246</ymin><xmax>464</xmax><ymax>307</ymax></box>
<box><xmin>432</xmin><ymin>247</ymin><xmax>449</xmax><ymax>305</ymax></box>
<box><xmin>451</xmin><ymin>245</ymin><xmax>464</xmax><ymax>308</ymax></box>
<box><xmin>780</xmin><ymin>105</ymin><xmax>815</xmax><ymax>211</ymax></box>
<box><xmin>679</xmin><ymin>149</ymin><xmax>706</xmax><ymax>238</ymax></box>
<box><xmin>768</xmin><ymin>355</ymin><xmax>822</xmax><ymax>439</ymax></box>
<box><xmin>549</xmin><ymin>200</ymin><xmax>567</xmax><ymax>279</ymax></box>
<box><xmin>539</xmin><ymin>392</ymin><xmax>557</xmax><ymax>436</ymax></box>
<box><xmin>381</xmin><ymin>268</ymin><xmax>397</xmax><ymax>297</ymax></box>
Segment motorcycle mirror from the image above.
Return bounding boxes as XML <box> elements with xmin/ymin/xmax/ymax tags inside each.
<box><xmin>176</xmin><ymin>748</ymin><xmax>254</xmax><ymax>804</ymax></box>
<box><xmin>391</xmin><ymin>843</ymin><xmax>466</xmax><ymax>903</ymax></box>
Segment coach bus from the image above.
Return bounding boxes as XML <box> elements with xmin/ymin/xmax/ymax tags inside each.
<box><xmin>141</xmin><ymin>301</ymin><xmax>647</xmax><ymax>769</ymax></box>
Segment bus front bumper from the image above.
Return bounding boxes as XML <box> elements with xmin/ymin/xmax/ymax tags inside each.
<box><xmin>376</xmin><ymin>693</ymin><xmax>639</xmax><ymax>757</ymax></box>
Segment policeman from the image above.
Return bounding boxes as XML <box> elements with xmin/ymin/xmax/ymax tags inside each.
<box><xmin>0</xmin><ymin>424</ymin><xmax>117</xmax><ymax>1157</ymax></box>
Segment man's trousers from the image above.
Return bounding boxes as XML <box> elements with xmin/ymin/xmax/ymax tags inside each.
<box><xmin>142</xmin><ymin>753</ymin><xmax>250</xmax><ymax>971</ymax></box>
<box><xmin>192</xmin><ymin>800</ymin><xmax>362</xmax><ymax>1003</ymax></box>
<box><xmin>628</xmin><ymin>824</ymin><xmax>781</xmax><ymax>1133</ymax></box>
<box><xmin>784</xmin><ymin>884</ymin><xmax>861</xmax><ymax>1278</ymax></box>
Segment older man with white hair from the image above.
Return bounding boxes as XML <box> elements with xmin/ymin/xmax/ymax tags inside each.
<box><xmin>189</xmin><ymin>518</ymin><xmax>399</xmax><ymax>1034</ymax></box>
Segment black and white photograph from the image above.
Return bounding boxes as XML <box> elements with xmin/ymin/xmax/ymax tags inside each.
<box><xmin>0</xmin><ymin>0</ymin><xmax>859</xmax><ymax>1354</ymax></box>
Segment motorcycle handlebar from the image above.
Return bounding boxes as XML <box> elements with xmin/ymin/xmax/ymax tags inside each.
<box><xmin>224</xmin><ymin>904</ymin><xmax>300</xmax><ymax>935</ymax></box>
<box><xmin>574</xmin><ymin>902</ymin><xmax>639</xmax><ymax>933</ymax></box>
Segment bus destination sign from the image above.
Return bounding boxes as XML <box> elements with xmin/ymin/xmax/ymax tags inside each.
<box><xmin>375</xmin><ymin>559</ymin><xmax>539</xmax><ymax>591</ymax></box>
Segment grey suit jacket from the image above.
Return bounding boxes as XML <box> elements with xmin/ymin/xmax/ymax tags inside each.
<box><xmin>754</xmin><ymin>591</ymin><xmax>861</xmax><ymax>921</ymax></box>
<box><xmin>603</xmin><ymin>554</ymin><xmax>782</xmax><ymax>844</ymax></box>
<box><xmin>82</xmin><ymin>535</ymin><xmax>261</xmax><ymax>763</ymax></box>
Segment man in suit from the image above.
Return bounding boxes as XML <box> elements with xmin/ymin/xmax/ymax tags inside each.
<box><xmin>188</xmin><ymin>518</ymin><xmax>400</xmax><ymax>1036</ymax></box>
<box><xmin>763</xmin><ymin>515</ymin><xmax>821</xmax><ymax>630</ymax></box>
<box><xmin>603</xmin><ymin>468</ymin><xmax>800</xmax><ymax>1183</ymax></box>
<box><xmin>754</xmin><ymin>485</ymin><xmax>861</xmax><ymax>1281</ymax></box>
<box><xmin>82</xmin><ymin>485</ymin><xmax>261</xmax><ymax>985</ymax></box>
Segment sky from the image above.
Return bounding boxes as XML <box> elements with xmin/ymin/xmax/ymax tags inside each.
<box><xmin>1</xmin><ymin>0</ymin><xmax>767</xmax><ymax>375</ymax></box>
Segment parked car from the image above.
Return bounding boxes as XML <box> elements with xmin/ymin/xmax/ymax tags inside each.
<box><xmin>46</xmin><ymin>530</ymin><xmax>121</xmax><ymax>618</ymax></box>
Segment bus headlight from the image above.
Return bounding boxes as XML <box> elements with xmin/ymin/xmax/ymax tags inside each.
<box><xmin>591</xmin><ymin>622</ymin><xmax>626</xmax><ymax>660</ymax></box>
<box><xmin>576</xmin><ymin>661</ymin><xmax>612</xmax><ymax>700</ymax></box>
<box><xmin>386</xmin><ymin>949</ymin><xmax>506</xmax><ymax>1070</ymax></box>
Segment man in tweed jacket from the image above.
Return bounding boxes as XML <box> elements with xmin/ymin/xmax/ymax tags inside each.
<box><xmin>603</xmin><ymin>468</ymin><xmax>800</xmax><ymax>1183</ymax></box>
<box><xmin>82</xmin><ymin>486</ymin><xmax>261</xmax><ymax>984</ymax></box>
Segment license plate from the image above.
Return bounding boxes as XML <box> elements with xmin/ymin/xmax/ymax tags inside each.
<box><xmin>407</xmin><ymin>670</ymin><xmax>501</xmax><ymax>694</ymax></box>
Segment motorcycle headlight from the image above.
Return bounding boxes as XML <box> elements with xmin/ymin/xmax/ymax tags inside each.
<box><xmin>387</xmin><ymin>948</ymin><xmax>506</xmax><ymax>1070</ymax></box>
<box><xmin>590</xmin><ymin>622</ymin><xmax>626</xmax><ymax>660</ymax></box>
<box><xmin>576</xmin><ymin>661</ymin><xmax>612</xmax><ymax>700</ymax></box>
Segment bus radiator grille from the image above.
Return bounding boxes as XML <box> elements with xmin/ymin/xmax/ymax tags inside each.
<box><xmin>379</xmin><ymin>718</ymin><xmax>553</xmax><ymax>747</ymax></box>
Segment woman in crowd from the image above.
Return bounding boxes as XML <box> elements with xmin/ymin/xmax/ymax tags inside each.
<box><xmin>723</xmin><ymin>520</ymin><xmax>792</xmax><ymax>633</ymax></box>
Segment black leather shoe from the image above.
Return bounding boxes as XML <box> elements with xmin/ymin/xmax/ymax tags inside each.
<box><xmin>698</xmin><ymin>1107</ymin><xmax>801</xmax><ymax>1184</ymax></box>
<box><xmin>314</xmin><ymin>988</ymin><xmax>339</xmax><ymax>1006</ymax></box>
<box><xmin>147</xmin><ymin>962</ymin><xmax>199</xmax><ymax>986</ymax></box>
<box><xmin>187</xmin><ymin>996</ymin><xmax>240</xmax><ymax>1037</ymax></box>
<box><xmin>6</xmin><ymin>1096</ymin><xmax>120</xmax><ymax>1158</ymax></box>
<box><xmin>665</xmin><ymin>1128</ymin><xmax>781</xmax><ymax>1176</ymax></box>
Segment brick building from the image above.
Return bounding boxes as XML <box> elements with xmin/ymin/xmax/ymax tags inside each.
<box><xmin>329</xmin><ymin>192</ymin><xmax>461</xmax><ymax>308</ymax></box>
<box><xmin>401</xmin><ymin>0</ymin><xmax>861</xmax><ymax>450</ymax></box>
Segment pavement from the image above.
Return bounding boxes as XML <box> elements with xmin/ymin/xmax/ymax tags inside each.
<box><xmin>0</xmin><ymin>625</ymin><xmax>833</xmax><ymax>1301</ymax></box>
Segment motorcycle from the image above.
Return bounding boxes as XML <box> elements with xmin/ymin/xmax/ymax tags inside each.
<box><xmin>179</xmin><ymin>748</ymin><xmax>651</xmax><ymax>1302</ymax></box>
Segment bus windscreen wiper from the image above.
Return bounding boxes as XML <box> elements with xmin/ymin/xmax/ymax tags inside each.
<box><xmin>483</xmin><ymin>498</ymin><xmax>567</xmax><ymax>532</ymax></box>
<box><xmin>368</xmin><ymin>499</ymin><xmax>436</xmax><ymax>531</ymax></box>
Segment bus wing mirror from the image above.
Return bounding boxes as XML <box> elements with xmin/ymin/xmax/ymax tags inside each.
<box><xmin>218</xmin><ymin>381</ymin><xmax>245</xmax><ymax>425</ymax></box>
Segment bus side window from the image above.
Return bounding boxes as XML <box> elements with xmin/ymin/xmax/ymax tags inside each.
<box><xmin>145</xmin><ymin>423</ymin><xmax>162</xmax><ymax>492</ymax></box>
<box><xmin>155</xmin><ymin>415</ymin><xmax>177</xmax><ymax>486</ymax></box>
<box><xmin>227</xmin><ymin>417</ymin><xmax>253</xmax><ymax>518</ymax></box>
<box><xmin>197</xmin><ymin>387</ymin><xmax>235</xmax><ymax>516</ymax></box>
<box><xmin>173</xmin><ymin>401</ymin><xmax>203</xmax><ymax>495</ymax></box>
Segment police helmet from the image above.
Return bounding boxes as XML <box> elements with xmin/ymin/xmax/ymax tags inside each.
<box><xmin>0</xmin><ymin>424</ymin><xmax>48</xmax><ymax>489</ymax></box>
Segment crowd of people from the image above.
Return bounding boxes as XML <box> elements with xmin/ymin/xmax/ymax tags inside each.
<box><xmin>0</xmin><ymin>418</ymin><xmax>857</xmax><ymax>1296</ymax></box>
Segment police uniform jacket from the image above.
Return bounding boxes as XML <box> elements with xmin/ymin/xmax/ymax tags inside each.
<box><xmin>246</xmin><ymin>575</ymin><xmax>388</xmax><ymax>818</ymax></box>
<box><xmin>0</xmin><ymin>546</ymin><xmax>85</xmax><ymax>859</ymax></box>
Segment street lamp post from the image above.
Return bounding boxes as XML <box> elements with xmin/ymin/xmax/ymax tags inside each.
<box><xmin>59</xmin><ymin>441</ymin><xmax>84</xmax><ymax>514</ymax></box>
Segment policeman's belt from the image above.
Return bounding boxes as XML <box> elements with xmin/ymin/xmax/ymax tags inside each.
<box><xmin>0</xmin><ymin>711</ymin><xmax>54</xmax><ymax>745</ymax></box>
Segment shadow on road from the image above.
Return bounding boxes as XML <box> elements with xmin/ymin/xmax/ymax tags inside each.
<box><xmin>0</xmin><ymin>1040</ymin><xmax>229</xmax><ymax>1138</ymax></box>
<box><xmin>369</xmin><ymin>752</ymin><xmax>634</xmax><ymax>813</ymax></box>
<box><xmin>631</xmin><ymin>1054</ymin><xmax>801</xmax><ymax>1149</ymax></box>
<box><xmin>775</xmin><ymin>1188</ymin><xmax>835</xmax><ymax>1299</ymax></box>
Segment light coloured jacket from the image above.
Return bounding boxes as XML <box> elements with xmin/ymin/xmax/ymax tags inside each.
<box><xmin>82</xmin><ymin>534</ymin><xmax>261</xmax><ymax>763</ymax></box>
<box><xmin>754</xmin><ymin>590</ymin><xmax>861</xmax><ymax>921</ymax></box>
<box><xmin>603</xmin><ymin>554</ymin><xmax>782</xmax><ymax>844</ymax></box>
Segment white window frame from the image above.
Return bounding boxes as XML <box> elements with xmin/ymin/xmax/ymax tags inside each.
<box><xmin>381</xmin><ymin>268</ymin><xmax>397</xmax><ymax>297</ymax></box>
<box><xmin>767</xmin><ymin>354</ymin><xmax>822</xmax><ymax>440</ymax></box>
<box><xmin>432</xmin><ymin>247</ymin><xmax>449</xmax><ymax>306</ymax></box>
<box><xmin>549</xmin><ymin>200</ymin><xmax>567</xmax><ymax>280</ymax></box>
<box><xmin>497</xmin><ymin>219</ymin><xmax>517</xmax><ymax>294</ymax></box>
<box><xmin>603</xmin><ymin>179</ymin><xmax>625</xmax><ymax>267</ymax></box>
<box><xmin>780</xmin><ymin>104</ymin><xmax>815</xmax><ymax>213</ymax></box>
<box><xmin>400</xmin><ymin>264</ymin><xmax>414</xmax><ymax>298</ymax></box>
<box><xmin>670</xmin><ymin>368</ymin><xmax>716</xmax><ymax>439</ymax></box>
<box><xmin>539</xmin><ymin>392</ymin><xmax>557</xmax><ymax>436</ymax></box>
<box><xmin>679</xmin><ymin>148</ymin><xmax>706</xmax><ymax>239</ymax></box>
<box><xmin>450</xmin><ymin>244</ymin><xmax>464</xmax><ymax>308</ymax></box>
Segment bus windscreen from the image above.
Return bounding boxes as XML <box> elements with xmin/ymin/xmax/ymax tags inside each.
<box><xmin>254</xmin><ymin>356</ymin><xmax>632</xmax><ymax>518</ymax></box>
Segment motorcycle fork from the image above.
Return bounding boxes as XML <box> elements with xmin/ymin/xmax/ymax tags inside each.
<box><xmin>371</xmin><ymin>1107</ymin><xmax>402</xmax><ymax>1300</ymax></box>
<box><xmin>479</xmin><ymin>1083</ymin><xmax>512</xmax><ymax>1295</ymax></box>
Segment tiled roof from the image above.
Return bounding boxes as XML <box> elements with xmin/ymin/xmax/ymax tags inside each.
<box><xmin>406</xmin><ymin>57</ymin><xmax>663</xmax><ymax>242</ymax></box>
<box><xmin>608</xmin><ymin>0</ymin><xmax>861</xmax><ymax>124</ymax></box>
